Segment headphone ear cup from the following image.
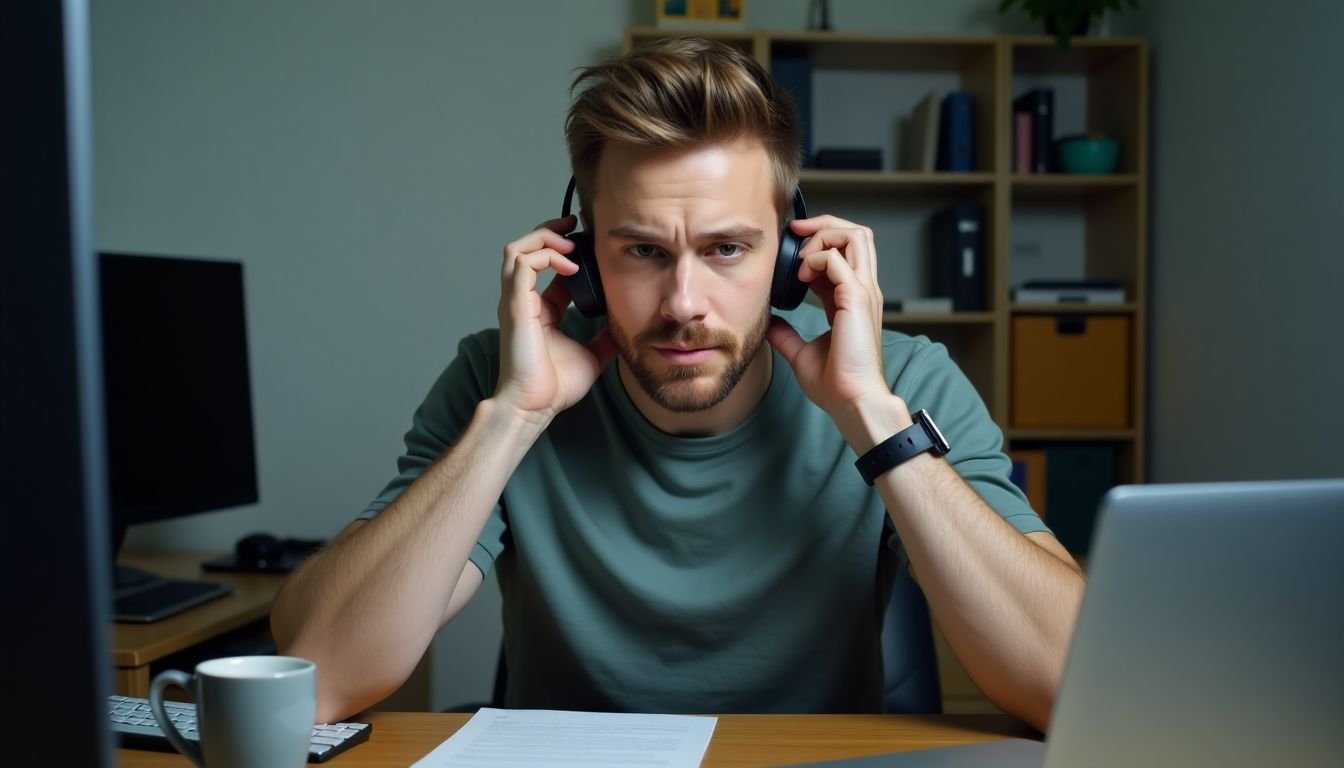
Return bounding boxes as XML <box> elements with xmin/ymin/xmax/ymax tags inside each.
<box><xmin>771</xmin><ymin>228</ymin><xmax>809</xmax><ymax>310</ymax></box>
<box><xmin>563</xmin><ymin>230</ymin><xmax>606</xmax><ymax>317</ymax></box>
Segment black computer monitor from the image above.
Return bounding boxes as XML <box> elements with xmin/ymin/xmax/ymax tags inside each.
<box><xmin>2</xmin><ymin>0</ymin><xmax>114</xmax><ymax>764</ymax></box>
<box><xmin>100</xmin><ymin>252</ymin><xmax>259</xmax><ymax>621</ymax></box>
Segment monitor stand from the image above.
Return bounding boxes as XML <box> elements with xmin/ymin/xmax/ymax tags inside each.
<box><xmin>112</xmin><ymin>564</ymin><xmax>234</xmax><ymax>623</ymax></box>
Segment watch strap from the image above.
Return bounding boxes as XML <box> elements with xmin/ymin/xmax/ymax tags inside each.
<box><xmin>854</xmin><ymin>410</ymin><xmax>945</xmax><ymax>485</ymax></box>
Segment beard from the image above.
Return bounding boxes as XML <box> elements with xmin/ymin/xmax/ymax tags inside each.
<box><xmin>609</xmin><ymin>307</ymin><xmax>771</xmax><ymax>413</ymax></box>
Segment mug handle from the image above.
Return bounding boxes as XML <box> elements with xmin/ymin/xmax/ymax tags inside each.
<box><xmin>149</xmin><ymin>670</ymin><xmax>206</xmax><ymax>768</ymax></box>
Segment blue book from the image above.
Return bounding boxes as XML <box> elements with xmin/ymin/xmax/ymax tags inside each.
<box><xmin>936</xmin><ymin>91</ymin><xmax>975</xmax><ymax>171</ymax></box>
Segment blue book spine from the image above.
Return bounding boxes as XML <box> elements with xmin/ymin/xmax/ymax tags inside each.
<box><xmin>936</xmin><ymin>91</ymin><xmax>975</xmax><ymax>172</ymax></box>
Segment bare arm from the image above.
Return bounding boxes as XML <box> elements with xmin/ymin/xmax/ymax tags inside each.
<box><xmin>841</xmin><ymin>400</ymin><xmax>1084</xmax><ymax>732</ymax></box>
<box><xmin>767</xmin><ymin>215</ymin><xmax>1083</xmax><ymax>732</ymax></box>
<box><xmin>271</xmin><ymin>398</ymin><xmax>541</xmax><ymax>723</ymax></box>
<box><xmin>272</xmin><ymin>216</ymin><xmax>615</xmax><ymax>723</ymax></box>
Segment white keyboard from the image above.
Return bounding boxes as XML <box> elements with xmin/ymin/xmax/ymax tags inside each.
<box><xmin>108</xmin><ymin>694</ymin><xmax>371</xmax><ymax>763</ymax></box>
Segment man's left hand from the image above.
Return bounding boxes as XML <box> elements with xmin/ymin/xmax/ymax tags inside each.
<box><xmin>766</xmin><ymin>215</ymin><xmax>893</xmax><ymax>421</ymax></box>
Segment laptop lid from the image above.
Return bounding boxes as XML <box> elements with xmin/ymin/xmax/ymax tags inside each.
<box><xmin>1045</xmin><ymin>480</ymin><xmax>1344</xmax><ymax>767</ymax></box>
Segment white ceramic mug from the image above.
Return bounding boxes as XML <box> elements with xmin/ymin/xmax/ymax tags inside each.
<box><xmin>149</xmin><ymin>655</ymin><xmax>316</xmax><ymax>768</ymax></box>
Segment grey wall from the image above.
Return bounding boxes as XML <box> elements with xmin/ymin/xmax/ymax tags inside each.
<box><xmin>1134</xmin><ymin>1</ymin><xmax>1344</xmax><ymax>481</ymax></box>
<box><xmin>92</xmin><ymin>0</ymin><xmax>1144</xmax><ymax>711</ymax></box>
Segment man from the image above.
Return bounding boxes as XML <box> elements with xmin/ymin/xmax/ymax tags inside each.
<box><xmin>271</xmin><ymin>37</ymin><xmax>1084</xmax><ymax>731</ymax></box>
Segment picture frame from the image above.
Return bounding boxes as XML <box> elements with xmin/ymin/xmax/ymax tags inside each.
<box><xmin>656</xmin><ymin>0</ymin><xmax>746</xmax><ymax>27</ymax></box>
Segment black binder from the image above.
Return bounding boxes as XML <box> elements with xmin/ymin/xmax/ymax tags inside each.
<box><xmin>929</xmin><ymin>202</ymin><xmax>986</xmax><ymax>312</ymax></box>
<box><xmin>1013</xmin><ymin>88</ymin><xmax>1054</xmax><ymax>173</ymax></box>
<box><xmin>771</xmin><ymin>53</ymin><xmax>813</xmax><ymax>167</ymax></box>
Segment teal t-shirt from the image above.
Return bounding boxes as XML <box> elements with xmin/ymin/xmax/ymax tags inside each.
<box><xmin>360</xmin><ymin>304</ymin><xmax>1049</xmax><ymax>713</ymax></box>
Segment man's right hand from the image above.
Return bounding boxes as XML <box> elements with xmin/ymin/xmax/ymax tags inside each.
<box><xmin>493</xmin><ymin>215</ymin><xmax>616</xmax><ymax>426</ymax></box>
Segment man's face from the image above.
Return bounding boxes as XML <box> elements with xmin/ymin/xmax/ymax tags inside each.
<box><xmin>590</xmin><ymin>139</ymin><xmax>779</xmax><ymax>413</ymax></box>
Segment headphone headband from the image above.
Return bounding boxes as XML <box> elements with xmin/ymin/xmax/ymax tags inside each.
<box><xmin>562</xmin><ymin>176</ymin><xmax>579</xmax><ymax>219</ymax></box>
<box><xmin>790</xmin><ymin>186</ymin><xmax>807</xmax><ymax>222</ymax></box>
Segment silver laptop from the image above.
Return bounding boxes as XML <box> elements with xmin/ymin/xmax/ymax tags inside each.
<box><xmin>790</xmin><ymin>479</ymin><xmax>1344</xmax><ymax>767</ymax></box>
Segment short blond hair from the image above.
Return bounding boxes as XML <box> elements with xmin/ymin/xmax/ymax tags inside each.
<box><xmin>565</xmin><ymin>37</ymin><xmax>801</xmax><ymax>220</ymax></box>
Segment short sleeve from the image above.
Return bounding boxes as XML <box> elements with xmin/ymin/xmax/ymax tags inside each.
<box><xmin>890</xmin><ymin>337</ymin><xmax>1052</xmax><ymax>537</ymax></box>
<box><xmin>357</xmin><ymin>329</ymin><xmax>510</xmax><ymax>575</ymax></box>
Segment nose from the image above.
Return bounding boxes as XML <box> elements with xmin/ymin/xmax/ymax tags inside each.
<box><xmin>659</xmin><ymin>253</ymin><xmax>710</xmax><ymax>325</ymax></box>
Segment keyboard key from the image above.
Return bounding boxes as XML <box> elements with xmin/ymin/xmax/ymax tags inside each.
<box><xmin>108</xmin><ymin>694</ymin><xmax>371</xmax><ymax>764</ymax></box>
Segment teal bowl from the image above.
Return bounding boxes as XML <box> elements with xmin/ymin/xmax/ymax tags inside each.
<box><xmin>1056</xmin><ymin>136</ymin><xmax>1120</xmax><ymax>174</ymax></box>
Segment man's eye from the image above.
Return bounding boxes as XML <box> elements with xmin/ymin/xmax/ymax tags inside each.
<box><xmin>627</xmin><ymin>244</ymin><xmax>661</xmax><ymax>259</ymax></box>
<box><xmin>713</xmin><ymin>244</ymin><xmax>745</xmax><ymax>258</ymax></box>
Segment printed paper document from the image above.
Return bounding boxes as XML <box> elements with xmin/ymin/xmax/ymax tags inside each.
<box><xmin>412</xmin><ymin>707</ymin><xmax>718</xmax><ymax>767</ymax></box>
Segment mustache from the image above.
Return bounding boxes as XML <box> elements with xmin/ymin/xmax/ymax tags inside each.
<box><xmin>634</xmin><ymin>321</ymin><xmax>738</xmax><ymax>352</ymax></box>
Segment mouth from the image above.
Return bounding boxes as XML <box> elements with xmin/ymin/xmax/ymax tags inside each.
<box><xmin>652</xmin><ymin>346</ymin><xmax>718</xmax><ymax>366</ymax></box>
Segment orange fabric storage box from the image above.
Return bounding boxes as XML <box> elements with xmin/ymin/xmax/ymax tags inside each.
<box><xmin>1011</xmin><ymin>315</ymin><xmax>1130</xmax><ymax>428</ymax></box>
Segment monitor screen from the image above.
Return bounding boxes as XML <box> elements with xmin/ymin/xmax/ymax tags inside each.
<box><xmin>100</xmin><ymin>252</ymin><xmax>259</xmax><ymax>540</ymax></box>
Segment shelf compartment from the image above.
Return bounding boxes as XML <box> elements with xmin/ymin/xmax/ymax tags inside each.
<box><xmin>802</xmin><ymin>170</ymin><xmax>994</xmax><ymax>194</ymax></box>
<box><xmin>1008</xmin><ymin>186</ymin><xmax>1142</xmax><ymax>302</ymax></box>
<box><xmin>1010</xmin><ymin>38</ymin><xmax>1147</xmax><ymax>176</ymax></box>
<box><xmin>1011</xmin><ymin>303</ymin><xmax>1136</xmax><ymax>315</ymax></box>
<box><xmin>887</xmin><ymin>321</ymin><xmax>996</xmax><ymax>406</ymax></box>
<box><xmin>1011</xmin><ymin>174</ymin><xmax>1139</xmax><ymax>199</ymax></box>
<box><xmin>1009</xmin><ymin>428</ymin><xmax>1136</xmax><ymax>441</ymax></box>
<box><xmin>883</xmin><ymin>311</ymin><xmax>995</xmax><ymax>325</ymax></box>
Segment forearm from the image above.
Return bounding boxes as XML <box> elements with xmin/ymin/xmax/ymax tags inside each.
<box><xmin>837</xmin><ymin>396</ymin><xmax>1084</xmax><ymax>731</ymax></box>
<box><xmin>270</xmin><ymin>397</ymin><xmax>546</xmax><ymax>719</ymax></box>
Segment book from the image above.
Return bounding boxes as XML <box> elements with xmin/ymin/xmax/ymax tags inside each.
<box><xmin>884</xmin><ymin>297</ymin><xmax>954</xmax><ymax>314</ymax></box>
<box><xmin>771</xmin><ymin>54</ymin><xmax>813</xmax><ymax>167</ymax></box>
<box><xmin>1013</xmin><ymin>88</ymin><xmax>1054</xmax><ymax>173</ymax></box>
<box><xmin>1014</xmin><ymin>111</ymin><xmax>1033</xmax><ymax>174</ymax></box>
<box><xmin>1008</xmin><ymin>450</ymin><xmax>1048</xmax><ymax>517</ymax></box>
<box><xmin>900</xmin><ymin>90</ymin><xmax>941</xmax><ymax>172</ymax></box>
<box><xmin>936</xmin><ymin>91</ymin><xmax>975</xmax><ymax>172</ymax></box>
<box><xmin>1013</xmin><ymin>280</ymin><xmax>1127</xmax><ymax>305</ymax></box>
<box><xmin>929</xmin><ymin>203</ymin><xmax>986</xmax><ymax>311</ymax></box>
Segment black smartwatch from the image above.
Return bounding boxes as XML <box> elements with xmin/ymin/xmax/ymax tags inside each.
<box><xmin>854</xmin><ymin>409</ymin><xmax>951</xmax><ymax>485</ymax></box>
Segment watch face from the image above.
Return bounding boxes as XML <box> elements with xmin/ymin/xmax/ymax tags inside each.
<box><xmin>916</xmin><ymin>409</ymin><xmax>951</xmax><ymax>454</ymax></box>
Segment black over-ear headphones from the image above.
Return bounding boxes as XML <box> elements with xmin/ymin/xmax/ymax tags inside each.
<box><xmin>560</xmin><ymin>177</ymin><xmax>810</xmax><ymax>318</ymax></box>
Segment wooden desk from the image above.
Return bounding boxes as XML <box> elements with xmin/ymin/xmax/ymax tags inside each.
<box><xmin>118</xmin><ymin>712</ymin><xmax>1036</xmax><ymax>767</ymax></box>
<box><xmin>113</xmin><ymin>551</ymin><xmax>288</xmax><ymax>697</ymax></box>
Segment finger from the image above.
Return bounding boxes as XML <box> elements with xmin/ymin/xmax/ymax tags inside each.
<box><xmin>534</xmin><ymin>214</ymin><xmax>578</xmax><ymax>235</ymax></box>
<box><xmin>789</xmin><ymin>214</ymin><xmax>860</xmax><ymax>236</ymax></box>
<box><xmin>799</xmin><ymin>226</ymin><xmax>873</xmax><ymax>271</ymax></box>
<box><xmin>539</xmin><ymin>269</ymin><xmax>575</xmax><ymax>323</ymax></box>
<box><xmin>799</xmin><ymin>229</ymin><xmax>880</xmax><ymax>310</ymax></box>
<box><xmin>866</xmin><ymin>226</ymin><xmax>878</xmax><ymax>284</ymax></box>
<box><xmin>808</xmin><ymin>272</ymin><xmax>838</xmax><ymax>317</ymax></box>
<box><xmin>506</xmin><ymin>248</ymin><xmax>577</xmax><ymax>322</ymax></box>
<box><xmin>797</xmin><ymin>229</ymin><xmax>853</xmax><ymax>269</ymax></box>
<box><xmin>502</xmin><ymin>228</ymin><xmax>577</xmax><ymax>280</ymax></box>
<box><xmin>794</xmin><ymin>254</ymin><xmax>839</xmax><ymax>319</ymax></box>
<box><xmin>800</xmin><ymin>247</ymin><xmax>860</xmax><ymax>290</ymax></box>
<box><xmin>766</xmin><ymin>316</ymin><xmax>806</xmax><ymax>368</ymax></box>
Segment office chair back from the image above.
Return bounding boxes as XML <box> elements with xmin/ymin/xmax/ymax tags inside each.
<box><xmin>880</xmin><ymin>562</ymin><xmax>942</xmax><ymax>714</ymax></box>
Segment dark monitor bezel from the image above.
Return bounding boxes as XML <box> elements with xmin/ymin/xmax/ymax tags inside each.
<box><xmin>0</xmin><ymin>0</ymin><xmax>115</xmax><ymax>763</ymax></box>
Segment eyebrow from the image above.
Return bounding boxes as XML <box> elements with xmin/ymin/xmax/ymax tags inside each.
<box><xmin>606</xmin><ymin>224</ymin><xmax>767</xmax><ymax>244</ymax></box>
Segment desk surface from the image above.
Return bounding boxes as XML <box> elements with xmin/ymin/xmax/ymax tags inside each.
<box><xmin>118</xmin><ymin>712</ymin><xmax>1035</xmax><ymax>767</ymax></box>
<box><xmin>113</xmin><ymin>551</ymin><xmax>287</xmax><ymax>696</ymax></box>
